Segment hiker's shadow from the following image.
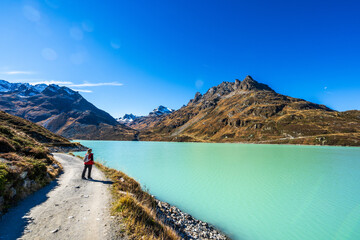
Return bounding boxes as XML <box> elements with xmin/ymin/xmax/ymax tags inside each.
<box><xmin>87</xmin><ymin>179</ymin><xmax>113</xmax><ymax>185</ymax></box>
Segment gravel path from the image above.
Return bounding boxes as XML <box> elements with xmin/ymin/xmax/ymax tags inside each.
<box><xmin>0</xmin><ymin>153</ymin><xmax>125</xmax><ymax>240</ymax></box>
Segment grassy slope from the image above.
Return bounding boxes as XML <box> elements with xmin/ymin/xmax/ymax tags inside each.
<box><xmin>93</xmin><ymin>161</ymin><xmax>179</xmax><ymax>240</ymax></box>
<box><xmin>62</xmin><ymin>123</ymin><xmax>139</xmax><ymax>141</ymax></box>
<box><xmin>0</xmin><ymin>111</ymin><xmax>83</xmax><ymax>214</ymax></box>
<box><xmin>140</xmin><ymin>91</ymin><xmax>360</xmax><ymax>146</ymax></box>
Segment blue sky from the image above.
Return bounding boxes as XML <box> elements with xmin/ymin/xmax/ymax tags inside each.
<box><xmin>0</xmin><ymin>0</ymin><xmax>359</xmax><ymax>117</ymax></box>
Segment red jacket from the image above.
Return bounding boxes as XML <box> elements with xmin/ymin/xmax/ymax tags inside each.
<box><xmin>84</xmin><ymin>153</ymin><xmax>94</xmax><ymax>165</ymax></box>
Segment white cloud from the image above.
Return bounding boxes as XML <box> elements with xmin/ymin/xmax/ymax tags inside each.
<box><xmin>8</xmin><ymin>78</ymin><xmax>46</xmax><ymax>83</ymax></box>
<box><xmin>7</xmin><ymin>79</ymin><xmax>122</xmax><ymax>91</ymax></box>
<box><xmin>1</xmin><ymin>71</ymin><xmax>36</xmax><ymax>75</ymax></box>
<box><xmin>29</xmin><ymin>80</ymin><xmax>73</xmax><ymax>85</ymax></box>
<box><xmin>71</xmin><ymin>89</ymin><xmax>92</xmax><ymax>93</ymax></box>
<box><xmin>67</xmin><ymin>82</ymin><xmax>123</xmax><ymax>87</ymax></box>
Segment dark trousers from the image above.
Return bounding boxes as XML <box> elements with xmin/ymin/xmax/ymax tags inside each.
<box><xmin>82</xmin><ymin>164</ymin><xmax>92</xmax><ymax>178</ymax></box>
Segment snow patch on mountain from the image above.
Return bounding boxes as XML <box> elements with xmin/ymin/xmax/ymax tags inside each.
<box><xmin>32</xmin><ymin>84</ymin><xmax>47</xmax><ymax>93</ymax></box>
<box><xmin>0</xmin><ymin>79</ymin><xmax>77</xmax><ymax>97</ymax></box>
<box><xmin>117</xmin><ymin>113</ymin><xmax>140</xmax><ymax>124</ymax></box>
<box><xmin>0</xmin><ymin>80</ymin><xmax>12</xmax><ymax>92</ymax></box>
<box><xmin>149</xmin><ymin>105</ymin><xmax>174</xmax><ymax>116</ymax></box>
<box><xmin>63</xmin><ymin>87</ymin><xmax>75</xmax><ymax>95</ymax></box>
<box><xmin>46</xmin><ymin>84</ymin><xmax>61</xmax><ymax>92</ymax></box>
<box><xmin>118</xmin><ymin>105</ymin><xmax>174</xmax><ymax>125</ymax></box>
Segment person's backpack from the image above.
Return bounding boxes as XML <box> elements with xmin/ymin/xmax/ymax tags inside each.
<box><xmin>83</xmin><ymin>154</ymin><xmax>90</xmax><ymax>163</ymax></box>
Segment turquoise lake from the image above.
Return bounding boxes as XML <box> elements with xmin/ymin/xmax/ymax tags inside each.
<box><xmin>75</xmin><ymin>140</ymin><xmax>360</xmax><ymax>240</ymax></box>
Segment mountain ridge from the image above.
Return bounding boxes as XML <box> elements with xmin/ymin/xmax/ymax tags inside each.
<box><xmin>0</xmin><ymin>76</ymin><xmax>358</xmax><ymax>146</ymax></box>
<box><xmin>138</xmin><ymin>76</ymin><xmax>359</xmax><ymax>146</ymax></box>
<box><xmin>119</xmin><ymin>105</ymin><xmax>175</xmax><ymax>130</ymax></box>
<box><xmin>0</xmin><ymin>80</ymin><xmax>137</xmax><ymax>140</ymax></box>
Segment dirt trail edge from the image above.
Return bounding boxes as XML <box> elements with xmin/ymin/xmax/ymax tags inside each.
<box><xmin>0</xmin><ymin>153</ymin><xmax>125</xmax><ymax>240</ymax></box>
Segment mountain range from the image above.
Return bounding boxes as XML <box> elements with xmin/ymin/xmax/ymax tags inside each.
<box><xmin>138</xmin><ymin>76</ymin><xmax>360</xmax><ymax>146</ymax></box>
<box><xmin>0</xmin><ymin>76</ymin><xmax>359</xmax><ymax>146</ymax></box>
<box><xmin>117</xmin><ymin>113</ymin><xmax>139</xmax><ymax>124</ymax></box>
<box><xmin>0</xmin><ymin>80</ymin><xmax>137</xmax><ymax>140</ymax></box>
<box><xmin>117</xmin><ymin>105</ymin><xmax>174</xmax><ymax>130</ymax></box>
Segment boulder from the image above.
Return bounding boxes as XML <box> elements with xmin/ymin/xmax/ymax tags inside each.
<box><xmin>9</xmin><ymin>187</ymin><xmax>16</xmax><ymax>198</ymax></box>
<box><xmin>20</xmin><ymin>171</ymin><xmax>28</xmax><ymax>179</ymax></box>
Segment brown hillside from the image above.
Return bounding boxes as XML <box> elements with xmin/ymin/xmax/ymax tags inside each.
<box><xmin>127</xmin><ymin>115</ymin><xmax>168</xmax><ymax>130</ymax></box>
<box><xmin>139</xmin><ymin>76</ymin><xmax>360</xmax><ymax>146</ymax></box>
<box><xmin>0</xmin><ymin>81</ymin><xmax>138</xmax><ymax>140</ymax></box>
<box><xmin>0</xmin><ymin>111</ymin><xmax>84</xmax><ymax>214</ymax></box>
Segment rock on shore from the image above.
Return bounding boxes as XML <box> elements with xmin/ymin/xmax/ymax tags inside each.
<box><xmin>156</xmin><ymin>200</ymin><xmax>229</xmax><ymax>240</ymax></box>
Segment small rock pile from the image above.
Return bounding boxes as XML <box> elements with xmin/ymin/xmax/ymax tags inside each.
<box><xmin>155</xmin><ymin>200</ymin><xmax>228</xmax><ymax>240</ymax></box>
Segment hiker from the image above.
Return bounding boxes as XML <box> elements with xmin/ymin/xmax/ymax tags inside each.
<box><xmin>82</xmin><ymin>149</ymin><xmax>94</xmax><ymax>179</ymax></box>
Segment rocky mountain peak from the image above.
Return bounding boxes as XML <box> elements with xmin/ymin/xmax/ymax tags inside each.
<box><xmin>117</xmin><ymin>113</ymin><xmax>140</xmax><ymax>124</ymax></box>
<box><xmin>238</xmin><ymin>75</ymin><xmax>273</xmax><ymax>91</ymax></box>
<box><xmin>244</xmin><ymin>75</ymin><xmax>254</xmax><ymax>81</ymax></box>
<box><xmin>0</xmin><ymin>80</ymin><xmax>49</xmax><ymax>97</ymax></box>
<box><xmin>149</xmin><ymin>105</ymin><xmax>174</xmax><ymax>116</ymax></box>
<box><xmin>204</xmin><ymin>81</ymin><xmax>234</xmax><ymax>98</ymax></box>
<box><xmin>42</xmin><ymin>84</ymin><xmax>79</xmax><ymax>98</ymax></box>
<box><xmin>0</xmin><ymin>80</ymin><xmax>81</xmax><ymax>98</ymax></box>
<box><xmin>189</xmin><ymin>92</ymin><xmax>202</xmax><ymax>104</ymax></box>
<box><xmin>188</xmin><ymin>76</ymin><xmax>275</xmax><ymax>109</ymax></box>
<box><xmin>124</xmin><ymin>113</ymin><xmax>138</xmax><ymax>119</ymax></box>
<box><xmin>0</xmin><ymin>79</ymin><xmax>125</xmax><ymax>139</ymax></box>
<box><xmin>234</xmin><ymin>79</ymin><xmax>241</xmax><ymax>89</ymax></box>
<box><xmin>194</xmin><ymin>91</ymin><xmax>202</xmax><ymax>99</ymax></box>
<box><xmin>119</xmin><ymin>105</ymin><xmax>175</xmax><ymax>126</ymax></box>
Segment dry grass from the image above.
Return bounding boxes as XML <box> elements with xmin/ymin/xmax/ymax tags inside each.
<box><xmin>0</xmin><ymin>151</ymin><xmax>62</xmax><ymax>213</ymax></box>
<box><xmin>0</xmin><ymin>111</ymin><xmax>81</xmax><ymax>148</ymax></box>
<box><xmin>138</xmin><ymin>90</ymin><xmax>360</xmax><ymax>146</ymax></box>
<box><xmin>95</xmin><ymin>162</ymin><xmax>180</xmax><ymax>240</ymax></box>
<box><xmin>0</xmin><ymin>111</ymin><xmax>66</xmax><ymax>214</ymax></box>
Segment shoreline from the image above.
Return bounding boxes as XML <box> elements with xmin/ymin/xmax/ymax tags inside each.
<box><xmin>92</xmin><ymin>158</ymin><xmax>230</xmax><ymax>239</ymax></box>
<box><xmin>72</xmin><ymin>138</ymin><xmax>360</xmax><ymax>148</ymax></box>
<box><xmin>155</xmin><ymin>199</ymin><xmax>228</xmax><ymax>240</ymax></box>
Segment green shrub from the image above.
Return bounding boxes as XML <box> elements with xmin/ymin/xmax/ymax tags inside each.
<box><xmin>30</xmin><ymin>160</ymin><xmax>47</xmax><ymax>179</ymax></box>
<box><xmin>0</xmin><ymin>126</ymin><xmax>13</xmax><ymax>137</ymax></box>
<box><xmin>0</xmin><ymin>164</ymin><xmax>9</xmax><ymax>195</ymax></box>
